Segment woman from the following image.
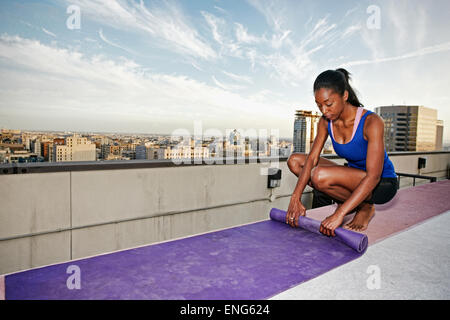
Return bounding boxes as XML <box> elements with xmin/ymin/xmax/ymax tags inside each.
<box><xmin>286</xmin><ymin>68</ymin><xmax>398</xmax><ymax>236</ymax></box>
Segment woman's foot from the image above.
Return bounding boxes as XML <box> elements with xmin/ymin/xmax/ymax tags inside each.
<box><xmin>344</xmin><ymin>202</ymin><xmax>375</xmax><ymax>232</ymax></box>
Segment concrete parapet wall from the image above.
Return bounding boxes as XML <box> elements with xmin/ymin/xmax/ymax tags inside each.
<box><xmin>1</xmin><ymin>152</ymin><xmax>449</xmax><ymax>274</ymax></box>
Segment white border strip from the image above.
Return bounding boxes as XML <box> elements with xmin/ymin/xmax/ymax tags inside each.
<box><xmin>0</xmin><ymin>275</ymin><xmax>5</xmax><ymax>300</ymax></box>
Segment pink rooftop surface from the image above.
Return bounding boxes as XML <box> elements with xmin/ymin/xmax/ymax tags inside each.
<box><xmin>306</xmin><ymin>179</ymin><xmax>450</xmax><ymax>245</ymax></box>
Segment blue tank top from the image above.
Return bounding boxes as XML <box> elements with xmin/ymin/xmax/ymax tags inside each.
<box><xmin>328</xmin><ymin>110</ymin><xmax>397</xmax><ymax>178</ymax></box>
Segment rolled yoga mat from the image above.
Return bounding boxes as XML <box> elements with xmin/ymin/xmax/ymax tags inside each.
<box><xmin>270</xmin><ymin>208</ymin><xmax>368</xmax><ymax>253</ymax></box>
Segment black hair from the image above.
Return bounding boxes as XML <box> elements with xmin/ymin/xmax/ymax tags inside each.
<box><xmin>313</xmin><ymin>68</ymin><xmax>364</xmax><ymax>107</ymax></box>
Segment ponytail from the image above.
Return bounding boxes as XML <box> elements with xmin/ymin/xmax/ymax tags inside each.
<box><xmin>313</xmin><ymin>68</ymin><xmax>364</xmax><ymax>107</ymax></box>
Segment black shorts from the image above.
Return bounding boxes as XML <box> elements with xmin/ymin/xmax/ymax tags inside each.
<box><xmin>367</xmin><ymin>177</ymin><xmax>398</xmax><ymax>204</ymax></box>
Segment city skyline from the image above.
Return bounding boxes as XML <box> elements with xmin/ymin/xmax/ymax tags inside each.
<box><xmin>1</xmin><ymin>0</ymin><xmax>450</xmax><ymax>141</ymax></box>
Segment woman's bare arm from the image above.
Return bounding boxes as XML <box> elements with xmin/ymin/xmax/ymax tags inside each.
<box><xmin>287</xmin><ymin>116</ymin><xmax>329</xmax><ymax>227</ymax></box>
<box><xmin>293</xmin><ymin>117</ymin><xmax>329</xmax><ymax>198</ymax></box>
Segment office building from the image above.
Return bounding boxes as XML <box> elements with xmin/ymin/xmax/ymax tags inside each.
<box><xmin>293</xmin><ymin>110</ymin><xmax>321</xmax><ymax>153</ymax></box>
<box><xmin>375</xmin><ymin>105</ymin><xmax>442</xmax><ymax>152</ymax></box>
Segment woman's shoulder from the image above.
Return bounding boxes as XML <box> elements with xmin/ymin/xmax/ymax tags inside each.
<box><xmin>361</xmin><ymin>107</ymin><xmax>373</xmax><ymax>115</ymax></box>
<box><xmin>318</xmin><ymin>115</ymin><xmax>328</xmax><ymax>123</ymax></box>
<box><xmin>361</xmin><ymin>108</ymin><xmax>383</xmax><ymax>121</ymax></box>
<box><xmin>363</xmin><ymin>109</ymin><xmax>384</xmax><ymax>134</ymax></box>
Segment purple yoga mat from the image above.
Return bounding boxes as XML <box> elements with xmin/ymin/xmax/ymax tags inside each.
<box><xmin>5</xmin><ymin>209</ymin><xmax>365</xmax><ymax>300</ymax></box>
<box><xmin>270</xmin><ymin>208</ymin><xmax>368</xmax><ymax>253</ymax></box>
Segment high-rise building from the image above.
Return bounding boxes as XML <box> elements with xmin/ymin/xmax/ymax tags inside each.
<box><xmin>375</xmin><ymin>105</ymin><xmax>441</xmax><ymax>152</ymax></box>
<box><xmin>435</xmin><ymin>120</ymin><xmax>444</xmax><ymax>151</ymax></box>
<box><xmin>31</xmin><ymin>140</ymin><xmax>41</xmax><ymax>157</ymax></box>
<box><xmin>293</xmin><ymin>110</ymin><xmax>321</xmax><ymax>153</ymax></box>
<box><xmin>135</xmin><ymin>145</ymin><xmax>147</xmax><ymax>160</ymax></box>
<box><xmin>41</xmin><ymin>141</ymin><xmax>53</xmax><ymax>162</ymax></box>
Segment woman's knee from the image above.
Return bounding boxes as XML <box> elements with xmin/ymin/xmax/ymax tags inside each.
<box><xmin>310</xmin><ymin>166</ymin><xmax>329</xmax><ymax>189</ymax></box>
<box><xmin>287</xmin><ymin>153</ymin><xmax>306</xmax><ymax>173</ymax></box>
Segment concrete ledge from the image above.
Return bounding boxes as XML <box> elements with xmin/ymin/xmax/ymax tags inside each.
<box><xmin>0</xmin><ymin>172</ymin><xmax>71</xmax><ymax>239</ymax></box>
<box><xmin>0</xmin><ymin>231</ymin><xmax>71</xmax><ymax>275</ymax></box>
<box><xmin>1</xmin><ymin>151</ymin><xmax>449</xmax><ymax>175</ymax></box>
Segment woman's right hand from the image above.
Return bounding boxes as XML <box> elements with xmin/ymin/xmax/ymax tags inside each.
<box><xmin>286</xmin><ymin>194</ymin><xmax>306</xmax><ymax>227</ymax></box>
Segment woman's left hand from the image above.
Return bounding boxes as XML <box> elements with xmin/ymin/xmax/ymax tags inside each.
<box><xmin>320</xmin><ymin>211</ymin><xmax>345</xmax><ymax>237</ymax></box>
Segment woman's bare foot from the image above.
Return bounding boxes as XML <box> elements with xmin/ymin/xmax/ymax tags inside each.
<box><xmin>344</xmin><ymin>202</ymin><xmax>375</xmax><ymax>232</ymax></box>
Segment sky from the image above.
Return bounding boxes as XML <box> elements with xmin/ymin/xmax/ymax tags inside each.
<box><xmin>0</xmin><ymin>0</ymin><xmax>449</xmax><ymax>141</ymax></box>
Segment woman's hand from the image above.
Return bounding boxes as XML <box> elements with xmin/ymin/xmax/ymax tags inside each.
<box><xmin>320</xmin><ymin>210</ymin><xmax>345</xmax><ymax>237</ymax></box>
<box><xmin>286</xmin><ymin>194</ymin><xmax>306</xmax><ymax>227</ymax></box>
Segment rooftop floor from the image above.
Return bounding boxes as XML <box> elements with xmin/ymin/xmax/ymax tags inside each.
<box><xmin>1</xmin><ymin>180</ymin><xmax>449</xmax><ymax>300</ymax></box>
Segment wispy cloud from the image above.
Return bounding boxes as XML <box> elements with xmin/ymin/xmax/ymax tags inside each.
<box><xmin>201</xmin><ymin>11</ymin><xmax>245</xmax><ymax>58</ymax></box>
<box><xmin>234</xmin><ymin>23</ymin><xmax>265</xmax><ymax>45</ymax></box>
<box><xmin>246</xmin><ymin>0</ymin><xmax>292</xmax><ymax>49</ymax></box>
<box><xmin>386</xmin><ymin>1</ymin><xmax>428</xmax><ymax>51</ymax></box>
<box><xmin>201</xmin><ymin>11</ymin><xmax>226</xmax><ymax>46</ymax></box>
<box><xmin>42</xmin><ymin>27</ymin><xmax>56</xmax><ymax>38</ymax></box>
<box><xmin>344</xmin><ymin>7</ymin><xmax>359</xmax><ymax>18</ymax></box>
<box><xmin>247</xmin><ymin>0</ymin><xmax>286</xmax><ymax>33</ymax></box>
<box><xmin>64</xmin><ymin>0</ymin><xmax>217</xmax><ymax>60</ymax></box>
<box><xmin>214</xmin><ymin>5</ymin><xmax>227</xmax><ymax>15</ymax></box>
<box><xmin>98</xmin><ymin>28</ymin><xmax>135</xmax><ymax>55</ymax></box>
<box><xmin>299</xmin><ymin>15</ymin><xmax>337</xmax><ymax>51</ymax></box>
<box><xmin>222</xmin><ymin>71</ymin><xmax>254</xmax><ymax>84</ymax></box>
<box><xmin>341</xmin><ymin>24</ymin><xmax>362</xmax><ymax>39</ymax></box>
<box><xmin>211</xmin><ymin>76</ymin><xmax>244</xmax><ymax>91</ymax></box>
<box><xmin>341</xmin><ymin>41</ymin><xmax>450</xmax><ymax>67</ymax></box>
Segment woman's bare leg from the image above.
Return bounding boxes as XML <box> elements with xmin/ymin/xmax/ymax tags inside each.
<box><xmin>309</xmin><ymin>165</ymin><xmax>376</xmax><ymax>231</ymax></box>
<box><xmin>287</xmin><ymin>153</ymin><xmax>339</xmax><ymax>188</ymax></box>
<box><xmin>287</xmin><ymin>153</ymin><xmax>351</xmax><ymax>203</ymax></box>
<box><xmin>344</xmin><ymin>202</ymin><xmax>375</xmax><ymax>231</ymax></box>
<box><xmin>288</xmin><ymin>154</ymin><xmax>375</xmax><ymax>231</ymax></box>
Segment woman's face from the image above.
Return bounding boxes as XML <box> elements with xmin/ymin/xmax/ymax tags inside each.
<box><xmin>314</xmin><ymin>88</ymin><xmax>348</xmax><ymax>121</ymax></box>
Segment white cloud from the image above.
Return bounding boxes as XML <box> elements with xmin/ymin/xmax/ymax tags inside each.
<box><xmin>211</xmin><ymin>76</ymin><xmax>244</xmax><ymax>91</ymax></box>
<box><xmin>201</xmin><ymin>11</ymin><xmax>226</xmax><ymax>45</ymax></box>
<box><xmin>344</xmin><ymin>7</ymin><xmax>359</xmax><ymax>18</ymax></box>
<box><xmin>222</xmin><ymin>71</ymin><xmax>253</xmax><ymax>84</ymax></box>
<box><xmin>63</xmin><ymin>0</ymin><xmax>217</xmax><ymax>60</ymax></box>
<box><xmin>0</xmin><ymin>34</ymin><xmax>290</xmax><ymax>135</ymax></box>
<box><xmin>201</xmin><ymin>11</ymin><xmax>246</xmax><ymax>59</ymax></box>
<box><xmin>270</xmin><ymin>29</ymin><xmax>291</xmax><ymax>49</ymax></box>
<box><xmin>246</xmin><ymin>0</ymin><xmax>292</xmax><ymax>49</ymax></box>
<box><xmin>235</xmin><ymin>23</ymin><xmax>265</xmax><ymax>45</ymax></box>
<box><xmin>414</xmin><ymin>6</ymin><xmax>427</xmax><ymax>50</ymax></box>
<box><xmin>298</xmin><ymin>15</ymin><xmax>337</xmax><ymax>51</ymax></box>
<box><xmin>42</xmin><ymin>28</ymin><xmax>56</xmax><ymax>38</ymax></box>
<box><xmin>359</xmin><ymin>24</ymin><xmax>385</xmax><ymax>60</ymax></box>
<box><xmin>214</xmin><ymin>6</ymin><xmax>227</xmax><ymax>14</ymax></box>
<box><xmin>98</xmin><ymin>28</ymin><xmax>135</xmax><ymax>55</ymax></box>
<box><xmin>247</xmin><ymin>0</ymin><xmax>285</xmax><ymax>33</ymax></box>
<box><xmin>341</xmin><ymin>41</ymin><xmax>450</xmax><ymax>67</ymax></box>
<box><xmin>341</xmin><ymin>24</ymin><xmax>362</xmax><ymax>39</ymax></box>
